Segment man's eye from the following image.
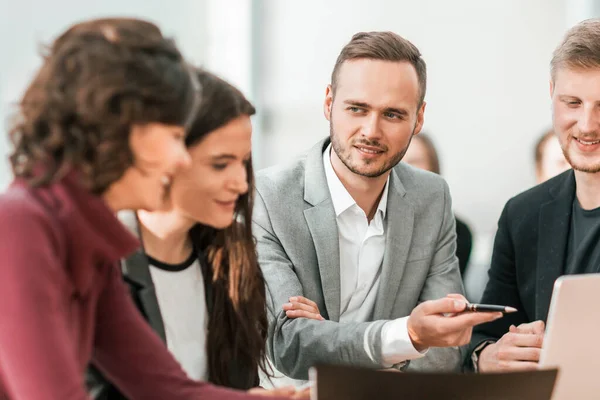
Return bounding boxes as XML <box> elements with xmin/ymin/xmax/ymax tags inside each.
<box><xmin>383</xmin><ymin>112</ymin><xmax>401</xmax><ymax>119</ymax></box>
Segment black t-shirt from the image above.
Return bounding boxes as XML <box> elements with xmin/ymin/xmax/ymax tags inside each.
<box><xmin>565</xmin><ymin>198</ymin><xmax>600</xmax><ymax>275</ymax></box>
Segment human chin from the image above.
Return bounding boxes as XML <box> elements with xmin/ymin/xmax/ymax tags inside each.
<box><xmin>344</xmin><ymin>152</ymin><xmax>389</xmax><ymax>176</ymax></box>
<box><xmin>139</xmin><ymin>180</ymin><xmax>169</xmax><ymax>211</ymax></box>
<box><xmin>566</xmin><ymin>151</ymin><xmax>600</xmax><ymax>173</ymax></box>
<box><xmin>138</xmin><ymin>191</ymin><xmax>163</xmax><ymax>212</ymax></box>
<box><xmin>206</xmin><ymin>211</ymin><xmax>235</xmax><ymax>229</ymax></box>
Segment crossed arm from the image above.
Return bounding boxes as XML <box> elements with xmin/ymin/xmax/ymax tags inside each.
<box><xmin>253</xmin><ymin>188</ymin><xmax>501</xmax><ymax>379</ymax></box>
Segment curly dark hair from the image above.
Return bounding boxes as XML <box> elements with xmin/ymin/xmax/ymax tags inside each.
<box><xmin>9</xmin><ymin>18</ymin><xmax>199</xmax><ymax>194</ymax></box>
<box><xmin>186</xmin><ymin>70</ymin><xmax>267</xmax><ymax>389</ymax></box>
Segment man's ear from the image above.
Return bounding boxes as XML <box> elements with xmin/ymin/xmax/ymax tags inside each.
<box><xmin>413</xmin><ymin>101</ymin><xmax>426</xmax><ymax>135</ymax></box>
<box><xmin>324</xmin><ymin>85</ymin><xmax>333</xmax><ymax>121</ymax></box>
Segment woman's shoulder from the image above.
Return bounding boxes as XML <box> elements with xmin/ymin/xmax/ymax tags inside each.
<box><xmin>0</xmin><ymin>181</ymin><xmax>56</xmax><ymax>225</ymax></box>
<box><xmin>0</xmin><ymin>181</ymin><xmax>67</xmax><ymax>253</ymax></box>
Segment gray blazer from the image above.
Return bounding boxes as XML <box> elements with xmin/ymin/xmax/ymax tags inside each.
<box><xmin>253</xmin><ymin>138</ymin><xmax>464</xmax><ymax>380</ymax></box>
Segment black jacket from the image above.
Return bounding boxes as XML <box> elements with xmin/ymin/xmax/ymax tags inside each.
<box><xmin>464</xmin><ymin>169</ymin><xmax>600</xmax><ymax>369</ymax></box>
<box><xmin>86</xmin><ymin>212</ymin><xmax>258</xmax><ymax>399</ymax></box>
<box><xmin>455</xmin><ymin>216</ymin><xmax>473</xmax><ymax>277</ymax></box>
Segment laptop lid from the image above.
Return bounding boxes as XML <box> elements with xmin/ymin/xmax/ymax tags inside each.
<box><xmin>309</xmin><ymin>364</ymin><xmax>557</xmax><ymax>400</ymax></box>
<box><xmin>539</xmin><ymin>273</ymin><xmax>600</xmax><ymax>400</ymax></box>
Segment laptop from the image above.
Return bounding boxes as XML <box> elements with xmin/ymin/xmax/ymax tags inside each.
<box><xmin>308</xmin><ymin>364</ymin><xmax>557</xmax><ymax>400</ymax></box>
<box><xmin>539</xmin><ymin>273</ymin><xmax>600</xmax><ymax>400</ymax></box>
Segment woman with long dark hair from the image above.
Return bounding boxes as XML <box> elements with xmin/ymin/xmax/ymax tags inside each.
<box><xmin>87</xmin><ymin>69</ymin><xmax>306</xmax><ymax>398</ymax></box>
<box><xmin>0</xmin><ymin>18</ymin><xmax>297</xmax><ymax>400</ymax></box>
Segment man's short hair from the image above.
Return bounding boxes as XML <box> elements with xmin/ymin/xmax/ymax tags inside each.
<box><xmin>331</xmin><ymin>31</ymin><xmax>427</xmax><ymax>106</ymax></box>
<box><xmin>551</xmin><ymin>18</ymin><xmax>600</xmax><ymax>79</ymax></box>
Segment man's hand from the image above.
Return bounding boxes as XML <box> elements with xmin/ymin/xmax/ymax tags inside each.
<box><xmin>510</xmin><ymin>320</ymin><xmax>545</xmax><ymax>335</ymax></box>
<box><xmin>478</xmin><ymin>320</ymin><xmax>545</xmax><ymax>372</ymax></box>
<box><xmin>283</xmin><ymin>296</ymin><xmax>325</xmax><ymax>321</ymax></box>
<box><xmin>407</xmin><ymin>294</ymin><xmax>503</xmax><ymax>352</ymax></box>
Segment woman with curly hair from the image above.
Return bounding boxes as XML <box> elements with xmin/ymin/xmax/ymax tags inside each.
<box><xmin>0</xmin><ymin>18</ymin><xmax>296</xmax><ymax>400</ymax></box>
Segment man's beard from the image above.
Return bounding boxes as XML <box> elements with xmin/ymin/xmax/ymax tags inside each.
<box><xmin>329</xmin><ymin>123</ymin><xmax>415</xmax><ymax>178</ymax></box>
<box><xmin>561</xmin><ymin>133</ymin><xmax>600</xmax><ymax>173</ymax></box>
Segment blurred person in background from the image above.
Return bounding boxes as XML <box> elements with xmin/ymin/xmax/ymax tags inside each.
<box><xmin>535</xmin><ymin>128</ymin><xmax>571</xmax><ymax>184</ymax></box>
<box><xmin>403</xmin><ymin>133</ymin><xmax>473</xmax><ymax>277</ymax></box>
<box><xmin>0</xmin><ymin>17</ymin><xmax>299</xmax><ymax>400</ymax></box>
<box><xmin>455</xmin><ymin>129</ymin><xmax>569</xmax><ymax>303</ymax></box>
<box><xmin>87</xmin><ymin>69</ymin><xmax>306</xmax><ymax>399</ymax></box>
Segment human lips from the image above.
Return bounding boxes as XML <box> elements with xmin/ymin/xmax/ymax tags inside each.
<box><xmin>574</xmin><ymin>136</ymin><xmax>600</xmax><ymax>145</ymax></box>
<box><xmin>215</xmin><ymin>199</ymin><xmax>237</xmax><ymax>209</ymax></box>
<box><xmin>353</xmin><ymin>143</ymin><xmax>385</xmax><ymax>157</ymax></box>
<box><xmin>572</xmin><ymin>135</ymin><xmax>600</xmax><ymax>153</ymax></box>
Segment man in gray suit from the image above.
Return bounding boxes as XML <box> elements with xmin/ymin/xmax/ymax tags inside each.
<box><xmin>253</xmin><ymin>31</ymin><xmax>501</xmax><ymax>381</ymax></box>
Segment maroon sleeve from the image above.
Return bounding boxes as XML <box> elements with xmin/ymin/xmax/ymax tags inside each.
<box><xmin>92</xmin><ymin>257</ymin><xmax>287</xmax><ymax>400</ymax></box>
<box><xmin>0</xmin><ymin>197</ymin><xmax>91</xmax><ymax>399</ymax></box>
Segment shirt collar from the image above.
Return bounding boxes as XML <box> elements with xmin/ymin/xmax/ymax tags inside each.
<box><xmin>323</xmin><ymin>143</ymin><xmax>389</xmax><ymax>218</ymax></box>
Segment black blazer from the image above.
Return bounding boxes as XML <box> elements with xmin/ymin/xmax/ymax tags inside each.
<box><xmin>87</xmin><ymin>212</ymin><xmax>258</xmax><ymax>399</ymax></box>
<box><xmin>464</xmin><ymin>169</ymin><xmax>599</xmax><ymax>369</ymax></box>
<box><xmin>455</xmin><ymin>216</ymin><xmax>473</xmax><ymax>277</ymax></box>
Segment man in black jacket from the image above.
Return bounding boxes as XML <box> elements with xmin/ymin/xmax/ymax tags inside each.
<box><xmin>466</xmin><ymin>18</ymin><xmax>600</xmax><ymax>372</ymax></box>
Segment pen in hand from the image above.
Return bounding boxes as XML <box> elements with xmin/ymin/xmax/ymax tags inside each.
<box><xmin>465</xmin><ymin>303</ymin><xmax>518</xmax><ymax>314</ymax></box>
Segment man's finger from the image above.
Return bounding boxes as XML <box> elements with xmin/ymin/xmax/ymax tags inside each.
<box><xmin>290</xmin><ymin>296</ymin><xmax>319</xmax><ymax>309</ymax></box>
<box><xmin>497</xmin><ymin>360</ymin><xmax>539</xmax><ymax>371</ymax></box>
<box><xmin>285</xmin><ymin>301</ymin><xmax>319</xmax><ymax>314</ymax></box>
<box><xmin>285</xmin><ymin>309</ymin><xmax>323</xmax><ymax>320</ymax></box>
<box><xmin>515</xmin><ymin>320</ymin><xmax>545</xmax><ymax>335</ymax></box>
<box><xmin>507</xmin><ymin>332</ymin><xmax>544</xmax><ymax>348</ymax></box>
<box><xmin>497</xmin><ymin>345</ymin><xmax>542</xmax><ymax>362</ymax></box>
<box><xmin>437</xmin><ymin>311</ymin><xmax>503</xmax><ymax>333</ymax></box>
<box><xmin>419</xmin><ymin>297</ymin><xmax>468</xmax><ymax>315</ymax></box>
<box><xmin>445</xmin><ymin>293</ymin><xmax>468</xmax><ymax>302</ymax></box>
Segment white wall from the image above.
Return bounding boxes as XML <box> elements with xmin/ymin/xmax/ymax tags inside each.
<box><xmin>0</xmin><ymin>0</ymin><xmax>209</xmax><ymax>188</ymax></box>
<box><xmin>254</xmin><ymin>0</ymin><xmax>567</xmax><ymax>240</ymax></box>
<box><xmin>0</xmin><ymin>0</ymin><xmax>573</xmax><ymax>239</ymax></box>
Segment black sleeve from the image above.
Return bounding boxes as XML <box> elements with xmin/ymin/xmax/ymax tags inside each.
<box><xmin>463</xmin><ymin>200</ymin><xmax>529</xmax><ymax>371</ymax></box>
<box><xmin>455</xmin><ymin>216</ymin><xmax>473</xmax><ymax>276</ymax></box>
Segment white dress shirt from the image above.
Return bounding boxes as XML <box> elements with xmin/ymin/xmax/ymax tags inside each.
<box><xmin>149</xmin><ymin>255</ymin><xmax>209</xmax><ymax>381</ymax></box>
<box><xmin>323</xmin><ymin>144</ymin><xmax>425</xmax><ymax>366</ymax></box>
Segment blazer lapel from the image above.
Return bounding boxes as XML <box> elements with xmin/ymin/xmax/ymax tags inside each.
<box><xmin>118</xmin><ymin>211</ymin><xmax>167</xmax><ymax>342</ymax></box>
<box><xmin>536</xmin><ymin>171</ymin><xmax>575</xmax><ymax>322</ymax></box>
<box><xmin>373</xmin><ymin>168</ymin><xmax>414</xmax><ymax>319</ymax></box>
<box><xmin>303</xmin><ymin>139</ymin><xmax>342</xmax><ymax>321</ymax></box>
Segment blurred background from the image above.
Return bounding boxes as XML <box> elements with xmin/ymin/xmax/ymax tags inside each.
<box><xmin>1</xmin><ymin>0</ymin><xmax>600</xmax><ymax>299</ymax></box>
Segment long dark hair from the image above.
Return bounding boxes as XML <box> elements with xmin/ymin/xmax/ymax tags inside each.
<box><xmin>187</xmin><ymin>69</ymin><xmax>266</xmax><ymax>389</ymax></box>
<box><xmin>9</xmin><ymin>18</ymin><xmax>199</xmax><ymax>194</ymax></box>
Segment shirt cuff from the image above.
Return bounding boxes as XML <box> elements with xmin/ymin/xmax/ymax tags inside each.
<box><xmin>470</xmin><ymin>340</ymin><xmax>496</xmax><ymax>373</ymax></box>
<box><xmin>380</xmin><ymin>317</ymin><xmax>427</xmax><ymax>367</ymax></box>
